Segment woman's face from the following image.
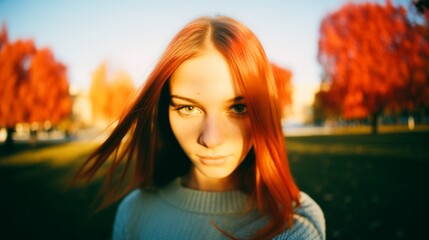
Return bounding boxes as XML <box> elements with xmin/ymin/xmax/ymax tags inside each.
<box><xmin>169</xmin><ymin>48</ymin><xmax>253</xmax><ymax>190</ymax></box>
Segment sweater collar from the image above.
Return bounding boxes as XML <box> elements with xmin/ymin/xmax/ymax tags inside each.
<box><xmin>159</xmin><ymin>178</ymin><xmax>250</xmax><ymax>214</ymax></box>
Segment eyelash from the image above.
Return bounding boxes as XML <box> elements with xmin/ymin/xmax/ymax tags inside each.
<box><xmin>171</xmin><ymin>104</ymin><xmax>202</xmax><ymax>117</ymax></box>
<box><xmin>171</xmin><ymin>104</ymin><xmax>248</xmax><ymax>117</ymax></box>
<box><xmin>173</xmin><ymin>105</ymin><xmax>202</xmax><ymax>117</ymax></box>
<box><xmin>229</xmin><ymin>104</ymin><xmax>248</xmax><ymax>115</ymax></box>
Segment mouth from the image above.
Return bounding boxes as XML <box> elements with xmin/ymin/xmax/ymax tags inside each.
<box><xmin>197</xmin><ymin>155</ymin><xmax>229</xmax><ymax>166</ymax></box>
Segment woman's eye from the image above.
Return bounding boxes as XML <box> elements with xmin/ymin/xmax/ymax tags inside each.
<box><xmin>231</xmin><ymin>104</ymin><xmax>248</xmax><ymax>115</ymax></box>
<box><xmin>177</xmin><ymin>106</ymin><xmax>202</xmax><ymax>115</ymax></box>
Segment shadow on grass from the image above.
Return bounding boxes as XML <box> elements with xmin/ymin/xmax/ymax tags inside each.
<box><xmin>0</xmin><ymin>141</ymin><xmax>117</xmax><ymax>240</ymax></box>
<box><xmin>0</xmin><ymin>139</ymin><xmax>71</xmax><ymax>157</ymax></box>
<box><xmin>288</xmin><ymin>131</ymin><xmax>429</xmax><ymax>239</ymax></box>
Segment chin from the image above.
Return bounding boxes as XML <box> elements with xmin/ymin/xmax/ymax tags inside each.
<box><xmin>198</xmin><ymin>167</ymin><xmax>235</xmax><ymax>180</ymax></box>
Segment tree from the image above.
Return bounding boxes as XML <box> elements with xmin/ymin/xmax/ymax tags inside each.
<box><xmin>393</xmin><ymin>21</ymin><xmax>429</xmax><ymax>122</ymax></box>
<box><xmin>89</xmin><ymin>62</ymin><xmax>136</xmax><ymax>126</ymax></box>
<box><xmin>0</xmin><ymin>24</ymin><xmax>72</xmax><ymax>149</ymax></box>
<box><xmin>0</xmin><ymin>23</ymin><xmax>7</xmax><ymax>48</ymax></box>
<box><xmin>403</xmin><ymin>0</ymin><xmax>429</xmax><ymax>124</ymax></box>
<box><xmin>271</xmin><ymin>63</ymin><xmax>293</xmax><ymax>118</ymax></box>
<box><xmin>313</xmin><ymin>81</ymin><xmax>341</xmax><ymax>125</ymax></box>
<box><xmin>414</xmin><ymin>0</ymin><xmax>429</xmax><ymax>23</ymax></box>
<box><xmin>89</xmin><ymin>62</ymin><xmax>109</xmax><ymax>123</ymax></box>
<box><xmin>316</xmin><ymin>0</ymin><xmax>429</xmax><ymax>133</ymax></box>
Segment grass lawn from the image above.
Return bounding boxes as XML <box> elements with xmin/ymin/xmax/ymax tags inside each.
<box><xmin>0</xmin><ymin>141</ymin><xmax>118</xmax><ymax>240</ymax></box>
<box><xmin>287</xmin><ymin>131</ymin><xmax>429</xmax><ymax>239</ymax></box>
<box><xmin>1</xmin><ymin>130</ymin><xmax>428</xmax><ymax>239</ymax></box>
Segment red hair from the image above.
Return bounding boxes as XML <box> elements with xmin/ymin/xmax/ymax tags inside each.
<box><xmin>75</xmin><ymin>16</ymin><xmax>300</xmax><ymax>239</ymax></box>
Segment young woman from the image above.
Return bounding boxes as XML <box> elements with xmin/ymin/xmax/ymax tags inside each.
<box><xmin>75</xmin><ymin>16</ymin><xmax>325</xmax><ymax>239</ymax></box>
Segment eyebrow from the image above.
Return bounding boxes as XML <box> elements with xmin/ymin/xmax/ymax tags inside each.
<box><xmin>170</xmin><ymin>95</ymin><xmax>244</xmax><ymax>104</ymax></box>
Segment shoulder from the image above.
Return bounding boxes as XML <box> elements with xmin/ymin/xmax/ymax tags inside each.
<box><xmin>118</xmin><ymin>189</ymin><xmax>144</xmax><ymax>208</ymax></box>
<box><xmin>296</xmin><ymin>192</ymin><xmax>325</xmax><ymax>224</ymax></box>
<box><xmin>294</xmin><ymin>192</ymin><xmax>325</xmax><ymax>239</ymax></box>
<box><xmin>113</xmin><ymin>188</ymin><xmax>163</xmax><ymax>240</ymax></box>
<box><xmin>116</xmin><ymin>188</ymin><xmax>159</xmax><ymax>216</ymax></box>
<box><xmin>115</xmin><ymin>188</ymin><xmax>165</xmax><ymax>224</ymax></box>
<box><xmin>114</xmin><ymin>189</ymin><xmax>142</xmax><ymax>224</ymax></box>
<box><xmin>276</xmin><ymin>192</ymin><xmax>326</xmax><ymax>240</ymax></box>
<box><xmin>113</xmin><ymin>190</ymin><xmax>143</xmax><ymax>240</ymax></box>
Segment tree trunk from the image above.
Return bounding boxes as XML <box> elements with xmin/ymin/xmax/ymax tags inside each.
<box><xmin>4</xmin><ymin>127</ymin><xmax>15</xmax><ymax>154</ymax></box>
<box><xmin>371</xmin><ymin>112</ymin><xmax>379</xmax><ymax>135</ymax></box>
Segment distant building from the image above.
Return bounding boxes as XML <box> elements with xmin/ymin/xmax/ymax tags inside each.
<box><xmin>70</xmin><ymin>87</ymin><xmax>92</xmax><ymax>127</ymax></box>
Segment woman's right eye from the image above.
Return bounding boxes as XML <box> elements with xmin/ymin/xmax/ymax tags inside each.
<box><xmin>177</xmin><ymin>106</ymin><xmax>202</xmax><ymax>116</ymax></box>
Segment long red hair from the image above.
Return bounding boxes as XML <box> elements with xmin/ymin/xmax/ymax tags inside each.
<box><xmin>75</xmin><ymin>16</ymin><xmax>300</xmax><ymax>239</ymax></box>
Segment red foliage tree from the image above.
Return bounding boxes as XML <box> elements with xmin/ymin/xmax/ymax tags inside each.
<box><xmin>316</xmin><ymin>0</ymin><xmax>429</xmax><ymax>133</ymax></box>
<box><xmin>0</xmin><ymin>24</ymin><xmax>72</xmax><ymax>148</ymax></box>
<box><xmin>397</xmin><ymin>0</ymin><xmax>429</xmax><ymax>112</ymax></box>
<box><xmin>271</xmin><ymin>63</ymin><xmax>293</xmax><ymax>118</ymax></box>
<box><xmin>414</xmin><ymin>0</ymin><xmax>429</xmax><ymax>23</ymax></box>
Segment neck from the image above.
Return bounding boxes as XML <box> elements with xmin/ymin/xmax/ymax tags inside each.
<box><xmin>181</xmin><ymin>168</ymin><xmax>239</xmax><ymax>192</ymax></box>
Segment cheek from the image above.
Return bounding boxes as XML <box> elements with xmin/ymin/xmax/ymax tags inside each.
<box><xmin>238</xmin><ymin>120</ymin><xmax>253</xmax><ymax>154</ymax></box>
<box><xmin>227</xmin><ymin>117</ymin><xmax>252</xmax><ymax>159</ymax></box>
<box><xmin>169</xmin><ymin>113</ymin><xmax>198</xmax><ymax>146</ymax></box>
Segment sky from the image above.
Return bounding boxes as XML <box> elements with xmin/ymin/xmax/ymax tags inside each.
<box><xmin>0</xmin><ymin>0</ymin><xmax>410</xmax><ymax>123</ymax></box>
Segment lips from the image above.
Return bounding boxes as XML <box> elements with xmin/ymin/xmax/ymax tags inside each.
<box><xmin>197</xmin><ymin>155</ymin><xmax>229</xmax><ymax>166</ymax></box>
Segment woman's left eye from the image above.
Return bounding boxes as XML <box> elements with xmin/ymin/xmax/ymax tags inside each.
<box><xmin>230</xmin><ymin>104</ymin><xmax>248</xmax><ymax>115</ymax></box>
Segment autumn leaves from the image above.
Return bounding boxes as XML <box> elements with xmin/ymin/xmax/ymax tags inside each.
<box><xmin>315</xmin><ymin>1</ymin><xmax>429</xmax><ymax>133</ymax></box>
<box><xmin>89</xmin><ymin>63</ymin><xmax>136</xmax><ymax>125</ymax></box>
<box><xmin>0</xmin><ymin>25</ymin><xmax>72</xmax><ymax>128</ymax></box>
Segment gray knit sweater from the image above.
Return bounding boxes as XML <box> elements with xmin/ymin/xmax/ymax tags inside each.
<box><xmin>113</xmin><ymin>178</ymin><xmax>325</xmax><ymax>239</ymax></box>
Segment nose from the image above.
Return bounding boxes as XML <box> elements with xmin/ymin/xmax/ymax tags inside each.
<box><xmin>198</xmin><ymin>115</ymin><xmax>225</xmax><ymax>148</ymax></box>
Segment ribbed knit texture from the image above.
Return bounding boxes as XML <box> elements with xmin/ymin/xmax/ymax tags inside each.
<box><xmin>113</xmin><ymin>178</ymin><xmax>325</xmax><ymax>240</ymax></box>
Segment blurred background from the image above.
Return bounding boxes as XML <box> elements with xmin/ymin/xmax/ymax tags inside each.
<box><xmin>0</xmin><ymin>0</ymin><xmax>428</xmax><ymax>239</ymax></box>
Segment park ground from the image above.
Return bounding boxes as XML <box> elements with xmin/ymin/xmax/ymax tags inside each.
<box><xmin>0</xmin><ymin>129</ymin><xmax>428</xmax><ymax>239</ymax></box>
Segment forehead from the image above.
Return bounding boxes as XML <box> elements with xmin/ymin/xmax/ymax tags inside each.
<box><xmin>170</xmin><ymin>50</ymin><xmax>240</xmax><ymax>99</ymax></box>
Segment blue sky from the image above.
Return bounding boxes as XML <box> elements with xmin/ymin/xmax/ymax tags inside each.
<box><xmin>0</xmin><ymin>0</ymin><xmax>410</xmax><ymax>122</ymax></box>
